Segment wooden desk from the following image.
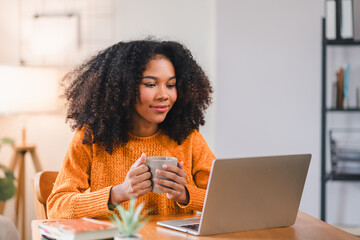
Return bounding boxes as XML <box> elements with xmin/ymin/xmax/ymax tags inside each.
<box><xmin>31</xmin><ymin>212</ymin><xmax>359</xmax><ymax>240</ymax></box>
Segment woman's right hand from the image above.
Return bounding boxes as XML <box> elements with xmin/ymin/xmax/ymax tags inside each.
<box><xmin>109</xmin><ymin>153</ymin><xmax>152</xmax><ymax>205</ymax></box>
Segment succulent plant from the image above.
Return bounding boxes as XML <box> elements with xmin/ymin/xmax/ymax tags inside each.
<box><xmin>110</xmin><ymin>198</ymin><xmax>150</xmax><ymax>238</ymax></box>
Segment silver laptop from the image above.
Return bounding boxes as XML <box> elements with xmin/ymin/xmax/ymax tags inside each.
<box><xmin>157</xmin><ymin>154</ymin><xmax>311</xmax><ymax>236</ymax></box>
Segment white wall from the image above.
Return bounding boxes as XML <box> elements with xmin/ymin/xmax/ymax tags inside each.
<box><xmin>0</xmin><ymin>0</ymin><xmax>19</xmax><ymax>65</ymax></box>
<box><xmin>216</xmin><ymin>0</ymin><xmax>322</xmax><ymax>215</ymax></box>
<box><xmin>216</xmin><ymin>0</ymin><xmax>360</xmax><ymax>225</ymax></box>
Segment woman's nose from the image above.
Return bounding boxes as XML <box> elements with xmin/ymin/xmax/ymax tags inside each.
<box><xmin>156</xmin><ymin>85</ymin><xmax>169</xmax><ymax>100</ymax></box>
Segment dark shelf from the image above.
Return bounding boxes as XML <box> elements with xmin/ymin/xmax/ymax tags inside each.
<box><xmin>326</xmin><ymin>108</ymin><xmax>360</xmax><ymax>112</ymax></box>
<box><xmin>325</xmin><ymin>39</ymin><xmax>360</xmax><ymax>46</ymax></box>
<box><xmin>326</xmin><ymin>166</ymin><xmax>360</xmax><ymax>181</ymax></box>
<box><xmin>320</xmin><ymin>17</ymin><xmax>360</xmax><ymax>222</ymax></box>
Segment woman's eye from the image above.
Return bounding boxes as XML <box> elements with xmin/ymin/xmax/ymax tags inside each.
<box><xmin>144</xmin><ymin>83</ymin><xmax>156</xmax><ymax>88</ymax></box>
<box><xmin>167</xmin><ymin>84</ymin><xmax>176</xmax><ymax>88</ymax></box>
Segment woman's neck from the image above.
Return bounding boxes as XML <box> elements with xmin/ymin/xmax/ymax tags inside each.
<box><xmin>129</xmin><ymin>124</ymin><xmax>159</xmax><ymax>137</ymax></box>
<box><xmin>130</xmin><ymin>109</ymin><xmax>160</xmax><ymax>137</ymax></box>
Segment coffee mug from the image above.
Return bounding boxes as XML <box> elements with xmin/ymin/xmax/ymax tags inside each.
<box><xmin>145</xmin><ymin>156</ymin><xmax>178</xmax><ymax>193</ymax></box>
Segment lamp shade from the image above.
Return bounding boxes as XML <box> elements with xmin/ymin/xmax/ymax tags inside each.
<box><xmin>0</xmin><ymin>65</ymin><xmax>66</xmax><ymax>115</ymax></box>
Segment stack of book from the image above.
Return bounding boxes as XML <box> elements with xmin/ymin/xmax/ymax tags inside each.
<box><xmin>330</xmin><ymin>129</ymin><xmax>360</xmax><ymax>177</ymax></box>
<box><xmin>332</xmin><ymin>64</ymin><xmax>351</xmax><ymax>109</ymax></box>
<box><xmin>38</xmin><ymin>218</ymin><xmax>119</xmax><ymax>240</ymax></box>
<box><xmin>326</xmin><ymin>0</ymin><xmax>360</xmax><ymax>40</ymax></box>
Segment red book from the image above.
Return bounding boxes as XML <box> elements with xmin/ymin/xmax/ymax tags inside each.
<box><xmin>39</xmin><ymin>218</ymin><xmax>118</xmax><ymax>240</ymax></box>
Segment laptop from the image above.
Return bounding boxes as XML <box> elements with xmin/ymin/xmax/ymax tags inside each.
<box><xmin>157</xmin><ymin>154</ymin><xmax>311</xmax><ymax>236</ymax></box>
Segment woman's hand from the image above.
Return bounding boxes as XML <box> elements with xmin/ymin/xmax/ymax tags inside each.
<box><xmin>109</xmin><ymin>153</ymin><xmax>152</xmax><ymax>205</ymax></box>
<box><xmin>154</xmin><ymin>161</ymin><xmax>189</xmax><ymax>205</ymax></box>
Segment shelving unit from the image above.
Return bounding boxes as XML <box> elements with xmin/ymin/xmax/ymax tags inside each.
<box><xmin>320</xmin><ymin>18</ymin><xmax>360</xmax><ymax>221</ymax></box>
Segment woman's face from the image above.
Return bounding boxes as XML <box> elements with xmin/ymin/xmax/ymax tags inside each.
<box><xmin>133</xmin><ymin>55</ymin><xmax>177</xmax><ymax>129</ymax></box>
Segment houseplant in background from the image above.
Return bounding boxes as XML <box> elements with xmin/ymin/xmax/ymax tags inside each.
<box><xmin>0</xmin><ymin>137</ymin><xmax>16</xmax><ymax>202</ymax></box>
<box><xmin>0</xmin><ymin>164</ymin><xmax>16</xmax><ymax>202</ymax></box>
<box><xmin>109</xmin><ymin>198</ymin><xmax>151</xmax><ymax>240</ymax></box>
<box><xmin>0</xmin><ymin>137</ymin><xmax>19</xmax><ymax>240</ymax></box>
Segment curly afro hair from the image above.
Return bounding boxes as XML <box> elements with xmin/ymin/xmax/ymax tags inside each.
<box><xmin>62</xmin><ymin>39</ymin><xmax>213</xmax><ymax>154</ymax></box>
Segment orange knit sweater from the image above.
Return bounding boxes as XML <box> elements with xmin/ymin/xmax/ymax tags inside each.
<box><xmin>47</xmin><ymin>129</ymin><xmax>215</xmax><ymax>219</ymax></box>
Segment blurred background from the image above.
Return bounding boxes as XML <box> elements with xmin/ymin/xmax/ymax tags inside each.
<box><xmin>0</xmin><ymin>0</ymin><xmax>359</xmax><ymax>239</ymax></box>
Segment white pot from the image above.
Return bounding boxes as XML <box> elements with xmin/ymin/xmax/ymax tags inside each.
<box><xmin>114</xmin><ymin>233</ymin><xmax>142</xmax><ymax>240</ymax></box>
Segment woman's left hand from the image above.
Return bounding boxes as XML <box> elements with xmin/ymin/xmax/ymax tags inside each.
<box><xmin>154</xmin><ymin>161</ymin><xmax>189</xmax><ymax>205</ymax></box>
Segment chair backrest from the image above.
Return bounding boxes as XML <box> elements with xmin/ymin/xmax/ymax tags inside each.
<box><xmin>32</xmin><ymin>171</ymin><xmax>58</xmax><ymax>219</ymax></box>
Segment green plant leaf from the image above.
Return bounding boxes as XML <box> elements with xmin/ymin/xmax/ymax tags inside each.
<box><xmin>116</xmin><ymin>204</ymin><xmax>127</xmax><ymax>219</ymax></box>
<box><xmin>134</xmin><ymin>217</ymin><xmax>151</xmax><ymax>233</ymax></box>
<box><xmin>110</xmin><ymin>212</ymin><xmax>125</xmax><ymax>233</ymax></box>
<box><xmin>129</xmin><ymin>198</ymin><xmax>135</xmax><ymax>216</ymax></box>
<box><xmin>0</xmin><ymin>178</ymin><xmax>17</xmax><ymax>201</ymax></box>
<box><xmin>116</xmin><ymin>204</ymin><xmax>133</xmax><ymax>234</ymax></box>
<box><xmin>0</xmin><ymin>163</ymin><xmax>16</xmax><ymax>201</ymax></box>
<box><xmin>133</xmin><ymin>202</ymin><xmax>145</xmax><ymax>223</ymax></box>
<box><xmin>0</xmin><ymin>137</ymin><xmax>15</xmax><ymax>146</ymax></box>
<box><xmin>110</xmin><ymin>198</ymin><xmax>150</xmax><ymax>236</ymax></box>
<box><xmin>117</xmin><ymin>203</ymin><xmax>128</xmax><ymax>221</ymax></box>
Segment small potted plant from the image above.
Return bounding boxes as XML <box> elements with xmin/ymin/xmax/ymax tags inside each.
<box><xmin>0</xmin><ymin>137</ymin><xmax>16</xmax><ymax>202</ymax></box>
<box><xmin>0</xmin><ymin>164</ymin><xmax>16</xmax><ymax>202</ymax></box>
<box><xmin>109</xmin><ymin>198</ymin><xmax>150</xmax><ymax>240</ymax></box>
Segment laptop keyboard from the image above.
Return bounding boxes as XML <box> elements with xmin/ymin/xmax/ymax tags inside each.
<box><xmin>180</xmin><ymin>223</ymin><xmax>200</xmax><ymax>231</ymax></box>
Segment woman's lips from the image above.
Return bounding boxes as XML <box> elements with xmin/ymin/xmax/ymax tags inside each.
<box><xmin>151</xmin><ymin>105</ymin><xmax>169</xmax><ymax>113</ymax></box>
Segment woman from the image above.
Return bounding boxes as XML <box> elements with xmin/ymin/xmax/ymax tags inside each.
<box><xmin>47</xmin><ymin>39</ymin><xmax>215</xmax><ymax>219</ymax></box>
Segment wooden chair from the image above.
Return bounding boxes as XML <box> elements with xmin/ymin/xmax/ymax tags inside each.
<box><xmin>32</xmin><ymin>171</ymin><xmax>58</xmax><ymax>219</ymax></box>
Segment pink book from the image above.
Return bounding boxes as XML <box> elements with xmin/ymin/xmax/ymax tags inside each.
<box><xmin>39</xmin><ymin>218</ymin><xmax>118</xmax><ymax>240</ymax></box>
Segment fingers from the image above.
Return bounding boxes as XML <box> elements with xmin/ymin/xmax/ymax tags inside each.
<box><xmin>155</xmin><ymin>177</ymin><xmax>180</xmax><ymax>190</ymax></box>
<box><xmin>162</xmin><ymin>164</ymin><xmax>186</xmax><ymax>178</ymax></box>
<box><xmin>136</xmin><ymin>186</ymin><xmax>152</xmax><ymax>197</ymax></box>
<box><xmin>134</xmin><ymin>171</ymin><xmax>151</xmax><ymax>183</ymax></box>
<box><xmin>129</xmin><ymin>153</ymin><xmax>149</xmax><ymax>177</ymax></box>
<box><xmin>178</xmin><ymin>161</ymin><xmax>184</xmax><ymax>169</ymax></box>
<box><xmin>155</xmin><ymin>182</ymin><xmax>188</xmax><ymax>204</ymax></box>
<box><xmin>128</xmin><ymin>182</ymin><xmax>152</xmax><ymax>198</ymax></box>
<box><xmin>127</xmin><ymin>168</ymin><xmax>151</xmax><ymax>186</ymax></box>
<box><xmin>126</xmin><ymin>176</ymin><xmax>152</xmax><ymax>198</ymax></box>
<box><xmin>129</xmin><ymin>165</ymin><xmax>149</xmax><ymax>178</ymax></box>
<box><xmin>154</xmin><ymin>163</ymin><xmax>187</xmax><ymax>203</ymax></box>
<box><xmin>110</xmin><ymin>178</ymin><xmax>152</xmax><ymax>204</ymax></box>
<box><xmin>125</xmin><ymin>153</ymin><xmax>152</xmax><ymax>197</ymax></box>
<box><xmin>155</xmin><ymin>183</ymin><xmax>178</xmax><ymax>196</ymax></box>
<box><xmin>132</xmin><ymin>179</ymin><xmax>152</xmax><ymax>193</ymax></box>
<box><xmin>125</xmin><ymin>156</ymin><xmax>188</xmax><ymax>201</ymax></box>
<box><xmin>155</xmin><ymin>166</ymin><xmax>187</xmax><ymax>187</ymax></box>
<box><xmin>150</xmin><ymin>161</ymin><xmax>188</xmax><ymax>204</ymax></box>
<box><xmin>132</xmin><ymin>153</ymin><xmax>146</xmax><ymax>168</ymax></box>
<box><xmin>156</xmin><ymin>170</ymin><xmax>186</xmax><ymax>186</ymax></box>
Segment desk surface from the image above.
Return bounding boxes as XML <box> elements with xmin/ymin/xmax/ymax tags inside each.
<box><xmin>32</xmin><ymin>211</ymin><xmax>359</xmax><ymax>240</ymax></box>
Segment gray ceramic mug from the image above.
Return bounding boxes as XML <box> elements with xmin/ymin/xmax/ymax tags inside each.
<box><xmin>145</xmin><ymin>157</ymin><xmax>178</xmax><ymax>193</ymax></box>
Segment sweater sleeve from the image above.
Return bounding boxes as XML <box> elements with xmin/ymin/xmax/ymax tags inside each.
<box><xmin>177</xmin><ymin>130</ymin><xmax>215</xmax><ymax>212</ymax></box>
<box><xmin>47</xmin><ymin>129</ymin><xmax>112</xmax><ymax>219</ymax></box>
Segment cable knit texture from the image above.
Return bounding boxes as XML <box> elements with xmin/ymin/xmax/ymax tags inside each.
<box><xmin>47</xmin><ymin>129</ymin><xmax>215</xmax><ymax>219</ymax></box>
